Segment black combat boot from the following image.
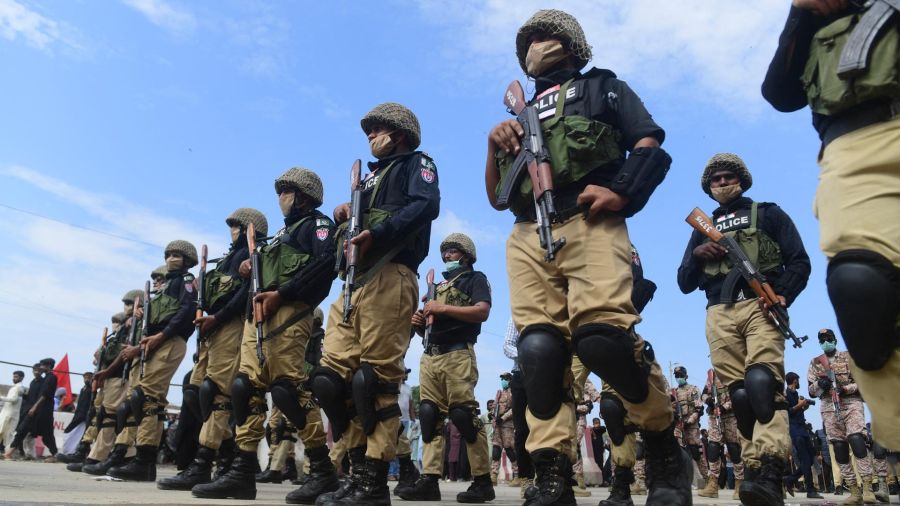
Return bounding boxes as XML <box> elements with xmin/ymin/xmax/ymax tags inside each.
<box><xmin>320</xmin><ymin>457</ymin><xmax>391</xmax><ymax>506</ymax></box>
<box><xmin>286</xmin><ymin>446</ymin><xmax>340</xmax><ymax>504</ymax></box>
<box><xmin>83</xmin><ymin>444</ymin><xmax>127</xmax><ymax>475</ymax></box>
<box><xmin>397</xmin><ymin>474</ymin><xmax>441</xmax><ymax>501</ymax></box>
<box><xmin>257</xmin><ymin>461</ymin><xmax>283</xmax><ymax>483</ymax></box>
<box><xmin>68</xmin><ymin>457</ymin><xmax>98</xmax><ymax>472</ymax></box>
<box><xmin>285</xmin><ymin>457</ymin><xmax>299</xmax><ymax>482</ymax></box>
<box><xmin>316</xmin><ymin>446</ymin><xmax>366</xmax><ymax>505</ymax></box>
<box><xmin>57</xmin><ymin>441</ymin><xmax>91</xmax><ymax>464</ymax></box>
<box><xmin>642</xmin><ymin>427</ymin><xmax>692</xmax><ymax>506</ymax></box>
<box><xmin>107</xmin><ymin>445</ymin><xmax>157</xmax><ymax>481</ymax></box>
<box><xmin>599</xmin><ymin>466</ymin><xmax>635</xmax><ymax>506</ymax></box>
<box><xmin>157</xmin><ymin>445</ymin><xmax>214</xmax><ymax>490</ymax></box>
<box><xmin>456</xmin><ymin>473</ymin><xmax>496</xmax><ymax>503</ymax></box>
<box><xmin>393</xmin><ymin>454</ymin><xmax>419</xmax><ymax>496</ymax></box>
<box><xmin>215</xmin><ymin>438</ymin><xmax>236</xmax><ymax>479</ymax></box>
<box><xmin>523</xmin><ymin>449</ymin><xmax>576</xmax><ymax>506</ymax></box>
<box><xmin>739</xmin><ymin>455</ymin><xmax>786</xmax><ymax>506</ymax></box>
<box><xmin>191</xmin><ymin>450</ymin><xmax>257</xmax><ymax>500</ymax></box>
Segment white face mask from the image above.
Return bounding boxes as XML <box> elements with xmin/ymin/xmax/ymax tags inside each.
<box><xmin>525</xmin><ymin>40</ymin><xmax>568</xmax><ymax>76</ymax></box>
<box><xmin>369</xmin><ymin>131</ymin><xmax>397</xmax><ymax>159</ymax></box>
<box><xmin>710</xmin><ymin>184</ymin><xmax>743</xmax><ymax>204</ymax></box>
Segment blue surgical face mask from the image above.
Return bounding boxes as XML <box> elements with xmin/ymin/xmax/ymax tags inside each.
<box><xmin>445</xmin><ymin>260</ymin><xmax>461</xmax><ymax>271</ymax></box>
<box><xmin>500</xmin><ymin>379</ymin><xmax>509</xmax><ymax>389</ymax></box>
<box><xmin>676</xmin><ymin>378</ymin><xmax>687</xmax><ymax>387</ymax></box>
<box><xmin>821</xmin><ymin>341</ymin><xmax>837</xmax><ymax>354</ymax></box>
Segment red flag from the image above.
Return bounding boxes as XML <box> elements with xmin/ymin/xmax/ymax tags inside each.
<box><xmin>54</xmin><ymin>354</ymin><xmax>72</xmax><ymax>409</ymax></box>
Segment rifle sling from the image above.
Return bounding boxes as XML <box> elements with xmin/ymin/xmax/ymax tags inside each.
<box><xmin>838</xmin><ymin>0</ymin><xmax>900</xmax><ymax>77</ymax></box>
<box><xmin>352</xmin><ymin>222</ymin><xmax>427</xmax><ymax>290</ymax></box>
<box><xmin>263</xmin><ymin>306</ymin><xmax>314</xmax><ymax>342</ymax></box>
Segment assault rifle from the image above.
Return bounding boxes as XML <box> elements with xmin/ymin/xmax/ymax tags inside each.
<box><xmin>670</xmin><ymin>363</ymin><xmax>684</xmax><ymax>431</ymax></box>
<box><xmin>139</xmin><ymin>280</ymin><xmax>150</xmax><ymax>379</ymax></box>
<box><xmin>500</xmin><ymin>80</ymin><xmax>565</xmax><ymax>262</ymax></box>
<box><xmin>838</xmin><ymin>0</ymin><xmax>900</xmax><ymax>78</ymax></box>
<box><xmin>247</xmin><ymin>223</ymin><xmax>265</xmax><ymax>367</ymax></box>
<box><xmin>339</xmin><ymin>159</ymin><xmax>363</xmax><ymax>322</ymax></box>
<box><xmin>91</xmin><ymin>327</ymin><xmax>108</xmax><ymax>398</ymax></box>
<box><xmin>817</xmin><ymin>355</ymin><xmax>842</xmax><ymax>416</ymax></box>
<box><xmin>685</xmin><ymin>208</ymin><xmax>808</xmax><ymax>348</ymax></box>
<box><xmin>196</xmin><ymin>244</ymin><xmax>208</xmax><ymax>345</ymax></box>
<box><xmin>422</xmin><ymin>268</ymin><xmax>436</xmax><ymax>349</ymax></box>
<box><xmin>707</xmin><ymin>368</ymin><xmax>723</xmax><ymax>436</ymax></box>
<box><xmin>121</xmin><ymin>304</ymin><xmax>141</xmax><ymax>380</ymax></box>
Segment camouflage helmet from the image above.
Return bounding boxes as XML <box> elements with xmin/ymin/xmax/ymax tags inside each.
<box><xmin>122</xmin><ymin>289</ymin><xmax>143</xmax><ymax>304</ymax></box>
<box><xmin>674</xmin><ymin>365</ymin><xmax>688</xmax><ymax>378</ymax></box>
<box><xmin>226</xmin><ymin>207</ymin><xmax>269</xmax><ymax>238</ymax></box>
<box><xmin>151</xmin><ymin>265</ymin><xmax>167</xmax><ymax>279</ymax></box>
<box><xmin>164</xmin><ymin>240</ymin><xmax>199</xmax><ymax>269</ymax></box>
<box><xmin>313</xmin><ymin>307</ymin><xmax>324</xmax><ymax>325</ymax></box>
<box><xmin>440</xmin><ymin>233</ymin><xmax>477</xmax><ymax>263</ymax></box>
<box><xmin>701</xmin><ymin>153</ymin><xmax>753</xmax><ymax>195</ymax></box>
<box><xmin>360</xmin><ymin>102</ymin><xmax>421</xmax><ymax>151</ymax></box>
<box><xmin>275</xmin><ymin>167</ymin><xmax>324</xmax><ymax>207</ymax></box>
<box><xmin>516</xmin><ymin>9</ymin><xmax>592</xmax><ymax>75</ymax></box>
<box><xmin>111</xmin><ymin>312</ymin><xmax>127</xmax><ymax>324</ymax></box>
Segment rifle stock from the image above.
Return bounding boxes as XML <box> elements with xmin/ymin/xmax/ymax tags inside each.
<box><xmin>122</xmin><ymin>306</ymin><xmax>140</xmax><ymax>380</ymax></box>
<box><xmin>139</xmin><ymin>280</ymin><xmax>150</xmax><ymax>379</ymax></box>
<box><xmin>422</xmin><ymin>268</ymin><xmax>436</xmax><ymax>349</ymax></box>
<box><xmin>247</xmin><ymin>223</ymin><xmax>265</xmax><ymax>367</ymax></box>
<box><xmin>707</xmin><ymin>368</ymin><xmax>723</xmax><ymax>436</ymax></box>
<box><xmin>196</xmin><ymin>244</ymin><xmax>207</xmax><ymax>344</ymax></box>
<box><xmin>685</xmin><ymin>207</ymin><xmax>808</xmax><ymax>348</ymax></box>
<box><xmin>92</xmin><ymin>327</ymin><xmax>108</xmax><ymax>395</ymax></box>
<box><xmin>341</xmin><ymin>159</ymin><xmax>363</xmax><ymax>322</ymax></box>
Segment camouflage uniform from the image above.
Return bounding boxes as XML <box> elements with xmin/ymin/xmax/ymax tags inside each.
<box><xmin>673</xmin><ymin>381</ymin><xmax>706</xmax><ymax>478</ymax></box>
<box><xmin>490</xmin><ymin>387</ymin><xmax>517</xmax><ymax>477</ymax></box>
<box><xmin>573</xmin><ymin>378</ymin><xmax>600</xmax><ymax>477</ymax></box>
<box><xmin>702</xmin><ymin>373</ymin><xmax>745</xmax><ymax>482</ymax></box>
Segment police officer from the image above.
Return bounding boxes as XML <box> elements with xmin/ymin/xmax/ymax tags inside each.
<box><xmin>762</xmin><ymin>0</ymin><xmax>900</xmax><ymax>452</ymax></box>
<box><xmin>698</xmin><ymin>369</ymin><xmax>747</xmax><ymax>500</ymax></box>
<box><xmin>193</xmin><ymin>168</ymin><xmax>339</xmax><ymax>504</ymax></box>
<box><xmin>399</xmin><ymin>233</ymin><xmax>494</xmax><ymax>503</ymax></box>
<box><xmin>311</xmin><ymin>102</ymin><xmax>440</xmax><ymax>506</ymax></box>
<box><xmin>108</xmin><ymin>240</ymin><xmax>198</xmax><ymax>481</ymax></box>
<box><xmin>151</xmin><ymin>265</ymin><xmax>167</xmax><ymax>293</ymax></box>
<box><xmin>158</xmin><ymin>208</ymin><xmax>266</xmax><ymax>492</ymax></box>
<box><xmin>83</xmin><ymin>292</ymin><xmax>143</xmax><ymax>476</ymax></box>
<box><xmin>485</xmin><ymin>9</ymin><xmax>682</xmax><ymax>505</ymax></box>
<box><xmin>807</xmin><ymin>329</ymin><xmax>879</xmax><ymax>504</ymax></box>
<box><xmin>572</xmin><ymin>375</ymin><xmax>599</xmax><ymax>497</ymax></box>
<box><xmin>671</xmin><ymin>366</ymin><xmax>706</xmax><ymax>479</ymax></box>
<box><xmin>678</xmin><ymin>153</ymin><xmax>811</xmax><ymax>505</ymax></box>
<box><xmin>490</xmin><ymin>372</ymin><xmax>517</xmax><ymax>486</ymax></box>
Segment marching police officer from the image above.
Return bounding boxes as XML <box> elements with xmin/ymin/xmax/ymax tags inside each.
<box><xmin>678</xmin><ymin>153</ymin><xmax>811</xmax><ymax>505</ymax></box>
<box><xmin>671</xmin><ymin>366</ymin><xmax>707</xmax><ymax>479</ymax></box>
<box><xmin>485</xmin><ymin>9</ymin><xmax>684</xmax><ymax>505</ymax></box>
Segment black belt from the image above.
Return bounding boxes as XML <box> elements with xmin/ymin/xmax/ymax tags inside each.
<box><xmin>823</xmin><ymin>98</ymin><xmax>900</xmax><ymax>148</ymax></box>
<box><xmin>423</xmin><ymin>341</ymin><xmax>469</xmax><ymax>356</ymax></box>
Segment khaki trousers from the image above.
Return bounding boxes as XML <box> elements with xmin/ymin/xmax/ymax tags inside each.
<box><xmin>600</xmin><ymin>381</ymin><xmax>638</xmax><ymax>470</ymax></box>
<box><xmin>190</xmin><ymin>317</ymin><xmax>243</xmax><ymax>450</ymax></box>
<box><xmin>88</xmin><ymin>377</ymin><xmax>128</xmax><ymax>461</ymax></box>
<box><xmin>321</xmin><ymin>263</ymin><xmax>418</xmax><ymax>461</ymax></box>
<box><xmin>706</xmin><ymin>299</ymin><xmax>790</xmax><ymax>465</ymax></box>
<box><xmin>396</xmin><ymin>426</ymin><xmax>411</xmax><ymax>458</ymax></box>
<box><xmin>419</xmin><ymin>345</ymin><xmax>490</xmax><ymax>477</ymax></box>
<box><xmin>822</xmin><ymin>396</ymin><xmax>873</xmax><ymax>481</ymax></box>
<box><xmin>134</xmin><ymin>336</ymin><xmax>186</xmax><ymax>446</ymax></box>
<box><xmin>507</xmin><ymin>214</ymin><xmax>673</xmax><ymax>457</ymax></box>
<box><xmin>114</xmin><ymin>367</ymin><xmax>139</xmax><ymax>448</ymax></box>
<box><xmin>235</xmin><ymin>303</ymin><xmax>326</xmax><ymax>453</ymax></box>
<box><xmin>816</xmin><ymin>117</ymin><xmax>900</xmax><ymax>450</ymax></box>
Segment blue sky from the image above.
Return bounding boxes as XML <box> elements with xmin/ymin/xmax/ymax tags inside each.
<box><xmin>1</xmin><ymin>0</ymin><xmax>840</xmax><ymax>430</ymax></box>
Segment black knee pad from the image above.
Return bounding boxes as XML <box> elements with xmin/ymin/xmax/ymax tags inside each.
<box><xmin>726</xmin><ymin>442</ymin><xmax>742</xmax><ymax>464</ymax></box>
<box><xmin>599</xmin><ymin>395</ymin><xmax>628</xmax><ymax>446</ymax></box>
<box><xmin>574</xmin><ymin>323</ymin><xmax>652</xmax><ymax>404</ymax></box>
<box><xmin>418</xmin><ymin>399</ymin><xmax>441</xmax><ymax>443</ymax></box>
<box><xmin>492</xmin><ymin>445</ymin><xmax>502</xmax><ymax>461</ymax></box>
<box><xmin>115</xmin><ymin>401</ymin><xmax>130</xmax><ymax>434</ymax></box>
<box><xmin>833</xmin><ymin>440</ymin><xmax>851</xmax><ymax>464</ymax></box>
<box><xmin>873</xmin><ymin>441</ymin><xmax>888</xmax><ymax>460</ymax></box>
<box><xmin>707</xmin><ymin>441</ymin><xmax>722</xmax><ymax>461</ymax></box>
<box><xmin>199</xmin><ymin>377</ymin><xmax>220</xmax><ymax>423</ymax></box>
<box><xmin>635</xmin><ymin>440</ymin><xmax>645</xmax><ymax>460</ymax></box>
<box><xmin>129</xmin><ymin>387</ymin><xmax>146</xmax><ymax>425</ymax></box>
<box><xmin>448</xmin><ymin>404</ymin><xmax>480</xmax><ymax>444</ymax></box>
<box><xmin>689</xmin><ymin>444</ymin><xmax>702</xmax><ymax>461</ymax></box>
<box><xmin>745</xmin><ymin>364</ymin><xmax>782</xmax><ymax>425</ymax></box>
<box><xmin>351</xmin><ymin>363</ymin><xmax>400</xmax><ymax>436</ymax></box>
<box><xmin>826</xmin><ymin>250</ymin><xmax>900</xmax><ymax>371</ymax></box>
<box><xmin>518</xmin><ymin>324</ymin><xmax>570</xmax><ymax>419</ymax></box>
<box><xmin>230</xmin><ymin>373</ymin><xmax>253</xmax><ymax>426</ymax></box>
<box><xmin>848</xmin><ymin>433</ymin><xmax>869</xmax><ymax>459</ymax></box>
<box><xmin>271</xmin><ymin>379</ymin><xmax>308</xmax><ymax>430</ymax></box>
<box><xmin>182</xmin><ymin>384</ymin><xmax>201</xmax><ymax>421</ymax></box>
<box><xmin>728</xmin><ymin>381</ymin><xmax>755</xmax><ymax>440</ymax></box>
<box><xmin>310</xmin><ymin>366</ymin><xmax>351</xmax><ymax>440</ymax></box>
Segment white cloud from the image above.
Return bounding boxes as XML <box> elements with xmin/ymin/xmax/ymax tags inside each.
<box><xmin>122</xmin><ymin>0</ymin><xmax>196</xmax><ymax>34</ymax></box>
<box><xmin>432</xmin><ymin>209</ymin><xmax>502</xmax><ymax>248</ymax></box>
<box><xmin>415</xmin><ymin>0</ymin><xmax>787</xmax><ymax>113</ymax></box>
<box><xmin>0</xmin><ymin>0</ymin><xmax>61</xmax><ymax>50</ymax></box>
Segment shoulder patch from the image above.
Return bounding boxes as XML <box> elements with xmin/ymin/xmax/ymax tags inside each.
<box><xmin>316</xmin><ymin>218</ymin><xmax>332</xmax><ymax>228</ymax></box>
<box><xmin>315</xmin><ymin>227</ymin><xmax>329</xmax><ymax>241</ymax></box>
<box><xmin>420</xmin><ymin>163</ymin><xmax>436</xmax><ymax>184</ymax></box>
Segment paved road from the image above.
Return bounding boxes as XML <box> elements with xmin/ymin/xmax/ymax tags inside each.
<box><xmin>0</xmin><ymin>459</ymin><xmax>867</xmax><ymax>505</ymax></box>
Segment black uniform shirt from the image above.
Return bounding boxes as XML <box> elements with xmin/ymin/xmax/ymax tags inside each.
<box><xmin>155</xmin><ymin>270</ymin><xmax>198</xmax><ymax>340</ymax></box>
<box><xmin>677</xmin><ymin>197</ymin><xmax>811</xmax><ymax>307</ymax></box>
<box><xmin>275</xmin><ymin>209</ymin><xmax>337</xmax><ymax>308</ymax></box>
<box><xmin>363</xmin><ymin>151</ymin><xmax>441</xmax><ymax>272</ymax></box>
<box><xmin>429</xmin><ymin>266</ymin><xmax>491</xmax><ymax>345</ymax></box>
<box><xmin>209</xmin><ymin>240</ymin><xmax>250</xmax><ymax>322</ymax></box>
<box><xmin>786</xmin><ymin>388</ymin><xmax>808</xmax><ymax>432</ymax></box>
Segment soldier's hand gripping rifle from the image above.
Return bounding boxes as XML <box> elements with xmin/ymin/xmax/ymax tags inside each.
<box><xmin>139</xmin><ymin>280</ymin><xmax>151</xmax><ymax>379</ymax></box>
<box><xmin>422</xmin><ymin>268</ymin><xmax>436</xmax><ymax>349</ymax></box>
<box><xmin>196</xmin><ymin>244</ymin><xmax>208</xmax><ymax>346</ymax></box>
<box><xmin>247</xmin><ymin>223</ymin><xmax>265</xmax><ymax>367</ymax></box>
<box><xmin>817</xmin><ymin>355</ymin><xmax>842</xmax><ymax>417</ymax></box>
<box><xmin>122</xmin><ymin>303</ymin><xmax>141</xmax><ymax>380</ymax></box>
<box><xmin>685</xmin><ymin>207</ymin><xmax>808</xmax><ymax>348</ymax></box>
<box><xmin>339</xmin><ymin>159</ymin><xmax>363</xmax><ymax>322</ymax></box>
<box><xmin>501</xmin><ymin>80</ymin><xmax>565</xmax><ymax>262</ymax></box>
<box><xmin>707</xmin><ymin>368</ymin><xmax>723</xmax><ymax>436</ymax></box>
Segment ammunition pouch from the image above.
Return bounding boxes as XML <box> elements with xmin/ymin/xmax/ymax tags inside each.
<box><xmin>204</xmin><ymin>268</ymin><xmax>241</xmax><ymax>312</ymax></box>
<box><xmin>149</xmin><ymin>292</ymin><xmax>180</xmax><ymax>327</ymax></box>
<box><xmin>703</xmin><ymin>203</ymin><xmax>782</xmax><ymax>281</ymax></box>
<box><xmin>260</xmin><ymin>217</ymin><xmax>312</xmax><ymax>291</ymax></box>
